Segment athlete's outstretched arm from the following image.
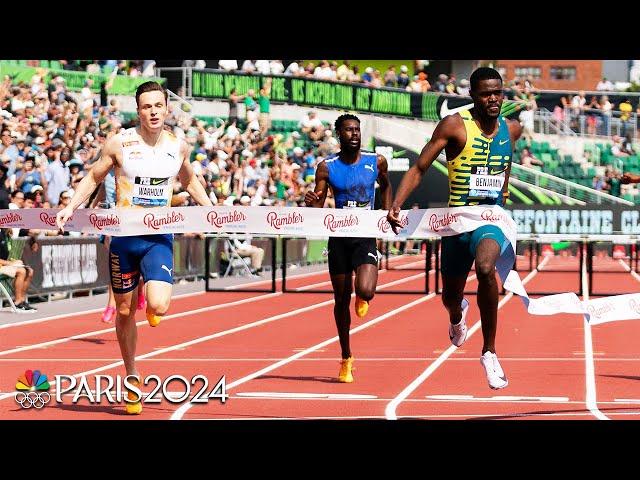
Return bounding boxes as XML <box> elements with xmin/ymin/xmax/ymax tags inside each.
<box><xmin>56</xmin><ymin>138</ymin><xmax>117</xmax><ymax>230</ymax></box>
<box><xmin>376</xmin><ymin>154</ymin><xmax>392</xmax><ymax>210</ymax></box>
<box><xmin>178</xmin><ymin>141</ymin><xmax>213</xmax><ymax>207</ymax></box>
<box><xmin>304</xmin><ymin>160</ymin><xmax>329</xmax><ymax>208</ymax></box>
<box><xmin>386</xmin><ymin>116</ymin><xmax>456</xmax><ymax>233</ymax></box>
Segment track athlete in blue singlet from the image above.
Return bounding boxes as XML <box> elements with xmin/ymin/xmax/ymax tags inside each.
<box><xmin>57</xmin><ymin>82</ymin><xmax>214</xmax><ymax>414</ymax></box>
<box><xmin>305</xmin><ymin>114</ymin><xmax>392</xmax><ymax>383</ymax></box>
<box><xmin>387</xmin><ymin>68</ymin><xmax>523</xmax><ymax>389</ymax></box>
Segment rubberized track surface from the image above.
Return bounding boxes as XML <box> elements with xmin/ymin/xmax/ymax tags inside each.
<box><xmin>2</xmin><ymin>253</ymin><xmax>638</xmax><ymax>420</ymax></box>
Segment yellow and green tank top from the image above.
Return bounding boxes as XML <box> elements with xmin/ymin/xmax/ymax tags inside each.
<box><xmin>447</xmin><ymin>110</ymin><xmax>511</xmax><ymax>207</ymax></box>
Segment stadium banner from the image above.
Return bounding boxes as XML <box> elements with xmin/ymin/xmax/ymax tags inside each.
<box><xmin>19</xmin><ymin>236</ymin><xmax>110</xmax><ymax>295</ymax></box>
<box><xmin>507</xmin><ymin>205</ymin><xmax>640</xmax><ymax>235</ymax></box>
<box><xmin>190</xmin><ymin>70</ymin><xmax>525</xmax><ymax>121</ymax></box>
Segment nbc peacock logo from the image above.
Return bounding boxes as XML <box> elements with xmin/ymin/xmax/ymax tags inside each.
<box><xmin>15</xmin><ymin>369</ymin><xmax>51</xmax><ymax>409</ymax></box>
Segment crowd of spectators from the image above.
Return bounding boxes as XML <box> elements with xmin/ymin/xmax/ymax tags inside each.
<box><xmin>208</xmin><ymin>60</ymin><xmax>473</xmax><ymax>96</ymax></box>
<box><xmin>0</xmin><ymin>71</ymin><xmax>343</xmax><ymax>236</ymax></box>
<box><xmin>23</xmin><ymin>60</ymin><xmax>157</xmax><ymax>78</ymax></box>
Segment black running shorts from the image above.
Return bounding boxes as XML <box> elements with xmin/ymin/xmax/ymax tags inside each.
<box><xmin>327</xmin><ymin>237</ymin><xmax>378</xmax><ymax>275</ymax></box>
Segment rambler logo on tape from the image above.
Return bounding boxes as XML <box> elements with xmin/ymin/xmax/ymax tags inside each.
<box><xmin>0</xmin><ymin>212</ymin><xmax>22</xmax><ymax>226</ymax></box>
<box><xmin>89</xmin><ymin>213</ymin><xmax>121</xmax><ymax>230</ymax></box>
<box><xmin>629</xmin><ymin>298</ymin><xmax>640</xmax><ymax>315</ymax></box>
<box><xmin>586</xmin><ymin>301</ymin><xmax>615</xmax><ymax>320</ymax></box>
<box><xmin>324</xmin><ymin>213</ymin><xmax>359</xmax><ymax>232</ymax></box>
<box><xmin>266</xmin><ymin>211</ymin><xmax>303</xmax><ymax>230</ymax></box>
<box><xmin>39</xmin><ymin>212</ymin><xmax>58</xmax><ymax>227</ymax></box>
<box><xmin>143</xmin><ymin>211</ymin><xmax>185</xmax><ymax>230</ymax></box>
<box><xmin>481</xmin><ymin>209</ymin><xmax>507</xmax><ymax>223</ymax></box>
<box><xmin>206</xmin><ymin>210</ymin><xmax>247</xmax><ymax>228</ymax></box>
<box><xmin>377</xmin><ymin>214</ymin><xmax>408</xmax><ymax>233</ymax></box>
<box><xmin>428</xmin><ymin>212</ymin><xmax>459</xmax><ymax>232</ymax></box>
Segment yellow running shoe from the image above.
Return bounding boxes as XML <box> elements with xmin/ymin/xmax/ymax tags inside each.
<box><xmin>125</xmin><ymin>376</ymin><xmax>142</xmax><ymax>415</ymax></box>
<box><xmin>355</xmin><ymin>296</ymin><xmax>369</xmax><ymax>318</ymax></box>
<box><xmin>338</xmin><ymin>356</ymin><xmax>355</xmax><ymax>383</ymax></box>
<box><xmin>146</xmin><ymin>308</ymin><xmax>161</xmax><ymax>327</ymax></box>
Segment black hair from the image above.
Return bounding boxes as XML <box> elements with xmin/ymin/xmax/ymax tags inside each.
<box><xmin>334</xmin><ymin>113</ymin><xmax>360</xmax><ymax>132</ymax></box>
<box><xmin>470</xmin><ymin>67</ymin><xmax>503</xmax><ymax>92</ymax></box>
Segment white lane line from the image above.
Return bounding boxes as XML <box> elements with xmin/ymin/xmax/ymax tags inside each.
<box><xmin>582</xmin><ymin>244</ymin><xmax>609</xmax><ymax>420</ymax></box>
<box><xmin>425</xmin><ymin>394</ymin><xmax>569</xmax><ymax>402</ymax></box>
<box><xmin>170</xmin><ymin>292</ymin><xmax>438</xmax><ymax>420</ymax></box>
<box><xmin>235</xmin><ymin>392</ymin><xmax>378</xmax><ymax>400</ymax></box>
<box><xmin>0</xmin><ymin>290</ymin><xmax>206</xmax><ymax>329</ymax></box>
<box><xmin>0</xmin><ymin>292</ymin><xmax>281</xmax><ymax>357</ymax></box>
<box><xmin>198</xmin><ymin>411</ymin><xmax>640</xmax><ymax>420</ymax></box>
<box><xmin>0</xmin><ymin>270</ymin><xmax>428</xmax><ymax>403</ymax></box>
<box><xmin>384</xmin><ymin>262</ymin><xmax>543</xmax><ymax>420</ymax></box>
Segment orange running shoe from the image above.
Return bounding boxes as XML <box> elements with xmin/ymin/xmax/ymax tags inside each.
<box><xmin>146</xmin><ymin>308</ymin><xmax>161</xmax><ymax>327</ymax></box>
<box><xmin>355</xmin><ymin>296</ymin><xmax>369</xmax><ymax>318</ymax></box>
<box><xmin>125</xmin><ymin>375</ymin><xmax>142</xmax><ymax>415</ymax></box>
<box><xmin>338</xmin><ymin>356</ymin><xmax>355</xmax><ymax>383</ymax></box>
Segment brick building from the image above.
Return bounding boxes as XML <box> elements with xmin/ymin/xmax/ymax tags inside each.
<box><xmin>491</xmin><ymin>60</ymin><xmax>620</xmax><ymax>91</ymax></box>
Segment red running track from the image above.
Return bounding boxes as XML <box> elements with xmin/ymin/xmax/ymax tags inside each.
<box><xmin>1</xmin><ymin>253</ymin><xmax>638</xmax><ymax>420</ymax></box>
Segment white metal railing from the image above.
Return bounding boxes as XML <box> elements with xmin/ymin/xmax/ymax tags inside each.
<box><xmin>509</xmin><ymin>177</ymin><xmax>585</xmax><ymax>205</ymax></box>
<box><xmin>510</xmin><ymin>163</ymin><xmax>633</xmax><ymax>205</ymax></box>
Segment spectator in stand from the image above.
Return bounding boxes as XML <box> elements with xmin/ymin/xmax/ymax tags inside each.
<box><xmin>348</xmin><ymin>65</ymin><xmax>361</xmax><ymax>83</ymax></box>
<box><xmin>519</xmin><ymin>104</ymin><xmax>535</xmax><ymax>144</ymax></box>
<box><xmin>519</xmin><ymin>147</ymin><xmax>544</xmax><ymax>168</ymax></box>
<box><xmin>434</xmin><ymin>74</ymin><xmax>448</xmax><ymax>93</ymax></box>
<box><xmin>0</xmin><ymin>227</ymin><xmax>37</xmax><ymax>312</ymax></box>
<box><xmin>370</xmin><ymin>70</ymin><xmax>383</xmax><ymax>88</ymax></box>
<box><xmin>585</xmin><ymin>96</ymin><xmax>601</xmax><ymax>136</ymax></box>
<box><xmin>284</xmin><ymin>60</ymin><xmax>304</xmax><ymax>77</ymax></box>
<box><xmin>384</xmin><ymin>65</ymin><xmax>397</xmax><ymax>88</ymax></box>
<box><xmin>314</xmin><ymin>61</ymin><xmax>332</xmax><ymax>80</ymax></box>
<box><xmin>622</xmin><ymin>133</ymin><xmax>636</xmax><ymax>155</ymax></box>
<box><xmin>619</xmin><ymin>98</ymin><xmax>634</xmax><ymax>136</ymax></box>
<box><xmin>218</xmin><ymin>60</ymin><xmax>238</xmax><ymax>72</ymax></box>
<box><xmin>600</xmin><ymin>95</ymin><xmax>613</xmax><ymax>135</ymax></box>
<box><xmin>606</xmin><ymin>169</ymin><xmax>622</xmax><ymax>197</ymax></box>
<box><xmin>303</xmin><ymin>62</ymin><xmax>315</xmax><ymax>77</ymax></box>
<box><xmin>44</xmin><ymin>144</ymin><xmax>70</xmax><ymax>206</ymax></box>
<box><xmin>445</xmin><ymin>75</ymin><xmax>457</xmax><ymax>94</ymax></box>
<box><xmin>16</xmin><ymin>156</ymin><xmax>46</xmax><ymax>195</ymax></box>
<box><xmin>593</xmin><ymin>175</ymin><xmax>607</xmax><ymax>191</ymax></box>
<box><xmin>397</xmin><ymin>65</ymin><xmax>410</xmax><ymax>89</ymax></box>
<box><xmin>258</xmin><ymin>78</ymin><xmax>272</xmax><ymax>136</ymax></box>
<box><xmin>596</xmin><ymin>77</ymin><xmax>614</xmax><ymax>91</ymax></box>
<box><xmin>336</xmin><ymin>61</ymin><xmax>352</xmax><ymax>82</ymax></box>
<box><xmin>362</xmin><ymin>67</ymin><xmax>373</xmax><ymax>85</ymax></box>
<box><xmin>270</xmin><ymin>60</ymin><xmax>285</xmax><ymax>75</ymax></box>
<box><xmin>255</xmin><ymin>60</ymin><xmax>271</xmax><ymax>76</ymax></box>
<box><xmin>611</xmin><ymin>135</ymin><xmax>630</xmax><ymax>157</ymax></box>
<box><xmin>241</xmin><ymin>59</ymin><xmax>256</xmax><ymax>74</ymax></box>
<box><xmin>456</xmin><ymin>78</ymin><xmax>470</xmax><ymax>96</ymax></box>
<box><xmin>227</xmin><ymin>88</ymin><xmax>245</xmax><ymax>126</ymax></box>
<box><xmin>328</xmin><ymin>62</ymin><xmax>338</xmax><ymax>81</ymax></box>
<box><xmin>300</xmin><ymin>111</ymin><xmax>324</xmax><ymax>141</ymax></box>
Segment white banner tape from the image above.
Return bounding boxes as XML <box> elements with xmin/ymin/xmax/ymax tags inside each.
<box><xmin>0</xmin><ymin>204</ymin><xmax>637</xmax><ymax>324</ymax></box>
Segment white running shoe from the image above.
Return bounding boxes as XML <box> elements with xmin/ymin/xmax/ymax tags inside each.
<box><xmin>480</xmin><ymin>351</ymin><xmax>509</xmax><ymax>390</ymax></box>
<box><xmin>449</xmin><ymin>298</ymin><xmax>469</xmax><ymax>347</ymax></box>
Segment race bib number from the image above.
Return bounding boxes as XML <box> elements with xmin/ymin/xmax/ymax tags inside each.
<box><xmin>469</xmin><ymin>166</ymin><xmax>504</xmax><ymax>199</ymax></box>
<box><xmin>344</xmin><ymin>200</ymin><xmax>371</xmax><ymax>209</ymax></box>
<box><xmin>133</xmin><ymin>177</ymin><xmax>171</xmax><ymax>207</ymax></box>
